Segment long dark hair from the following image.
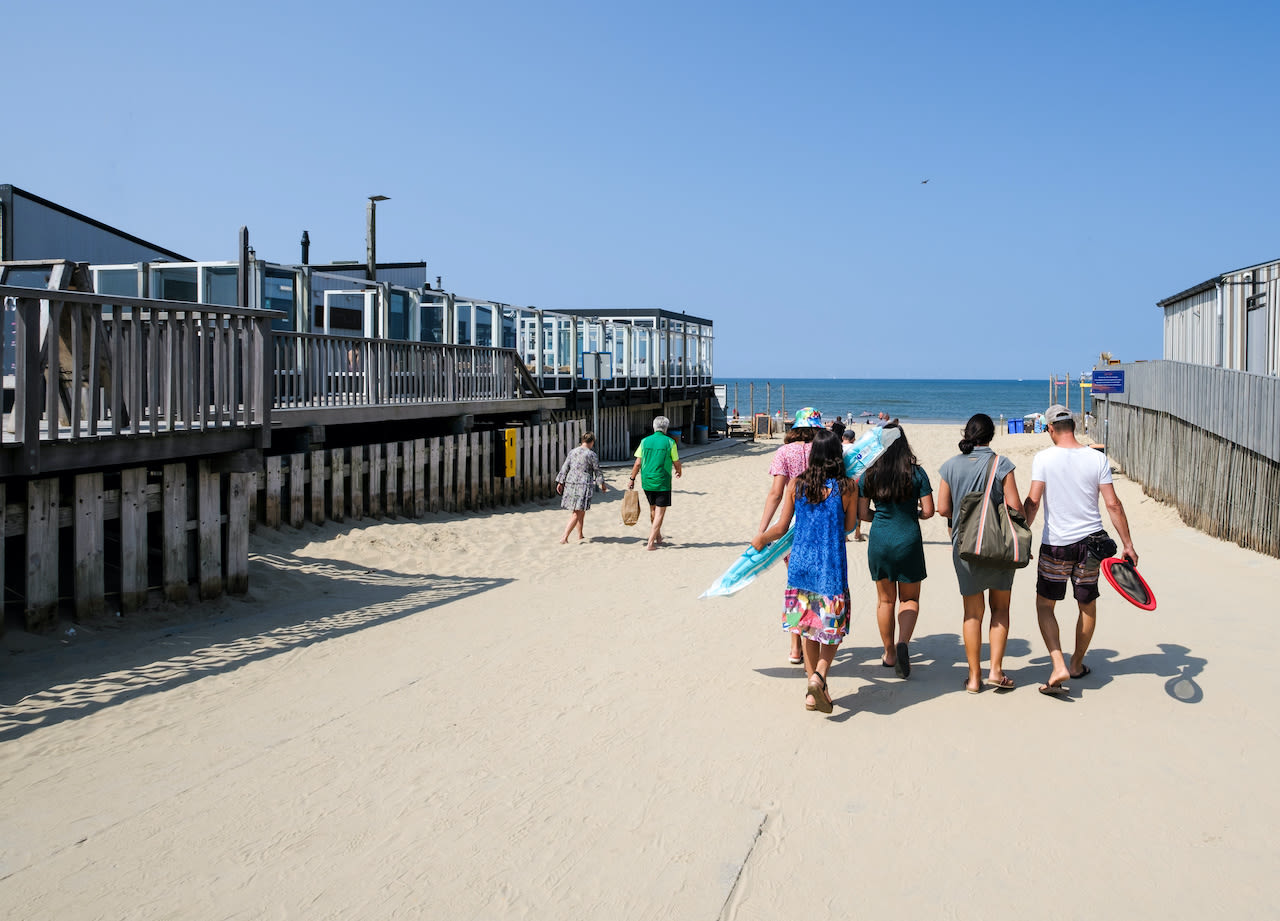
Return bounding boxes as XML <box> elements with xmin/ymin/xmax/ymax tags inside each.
<box><xmin>958</xmin><ymin>413</ymin><xmax>994</xmax><ymax>454</ymax></box>
<box><xmin>863</xmin><ymin>424</ymin><xmax>919</xmax><ymax>504</ymax></box>
<box><xmin>796</xmin><ymin>429</ymin><xmax>851</xmax><ymax>504</ymax></box>
<box><xmin>784</xmin><ymin>425</ymin><xmax>817</xmax><ymax>444</ymax></box>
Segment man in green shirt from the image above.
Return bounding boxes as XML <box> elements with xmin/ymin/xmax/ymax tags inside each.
<box><xmin>628</xmin><ymin>415</ymin><xmax>683</xmax><ymax>551</ymax></box>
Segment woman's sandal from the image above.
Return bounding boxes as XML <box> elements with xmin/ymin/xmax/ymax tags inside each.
<box><xmin>807</xmin><ymin>672</ymin><xmax>833</xmax><ymax>713</ymax></box>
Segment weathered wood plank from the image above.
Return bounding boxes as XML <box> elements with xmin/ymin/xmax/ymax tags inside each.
<box><xmin>162</xmin><ymin>463</ymin><xmax>189</xmax><ymax>603</ymax></box>
<box><xmin>368</xmin><ymin>443</ymin><xmax>383</xmax><ymax>518</ymax></box>
<box><xmin>350</xmin><ymin>446</ymin><xmax>365</xmax><ymax>519</ymax></box>
<box><xmin>469</xmin><ymin>432</ymin><xmax>481</xmax><ymax>510</ymax></box>
<box><xmin>330</xmin><ymin>448</ymin><xmax>346</xmax><ymax>523</ymax></box>
<box><xmin>289</xmin><ymin>453</ymin><xmax>305</xmax><ymax>528</ymax></box>
<box><xmin>385</xmin><ymin>441</ymin><xmax>399</xmax><ymax>517</ymax></box>
<box><xmin>414</xmin><ymin>437</ymin><xmax>427</xmax><ymax>517</ymax></box>
<box><xmin>311</xmin><ymin>448</ymin><xmax>327</xmax><ymax>525</ymax></box>
<box><xmin>227</xmin><ymin>471</ymin><xmax>250</xmax><ymax>595</ymax></box>
<box><xmin>73</xmin><ymin>472</ymin><xmax>107</xmax><ymax>622</ymax></box>
<box><xmin>430</xmin><ymin>437</ymin><xmax>442</xmax><ymax>513</ymax></box>
<box><xmin>402</xmin><ymin>440</ymin><xmax>415</xmax><ymax>515</ymax></box>
<box><xmin>26</xmin><ymin>479</ymin><xmax>59</xmax><ymax>632</ymax></box>
<box><xmin>119</xmin><ymin>468</ymin><xmax>150</xmax><ymax>611</ymax></box>
<box><xmin>198</xmin><ymin>461</ymin><xmax>223</xmax><ymax>600</ymax></box>
<box><xmin>443</xmin><ymin>436</ymin><xmax>456</xmax><ymax>512</ymax></box>
<box><xmin>265</xmin><ymin>455</ymin><xmax>282</xmax><ymax>529</ymax></box>
<box><xmin>480</xmin><ymin>431</ymin><xmax>492</xmax><ymax>508</ymax></box>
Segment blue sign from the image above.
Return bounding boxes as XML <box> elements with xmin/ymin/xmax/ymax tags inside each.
<box><xmin>1091</xmin><ymin>369</ymin><xmax>1125</xmax><ymax>394</ymax></box>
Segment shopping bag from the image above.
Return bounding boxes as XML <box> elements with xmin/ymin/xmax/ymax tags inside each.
<box><xmin>621</xmin><ymin>488</ymin><xmax>641</xmax><ymax>526</ymax></box>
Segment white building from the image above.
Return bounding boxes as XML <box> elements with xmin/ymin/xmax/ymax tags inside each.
<box><xmin>1160</xmin><ymin>257</ymin><xmax>1279</xmax><ymax>375</ymax></box>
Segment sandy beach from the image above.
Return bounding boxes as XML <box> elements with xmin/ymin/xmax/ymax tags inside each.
<box><xmin>1</xmin><ymin>422</ymin><xmax>1276</xmax><ymax>920</ymax></box>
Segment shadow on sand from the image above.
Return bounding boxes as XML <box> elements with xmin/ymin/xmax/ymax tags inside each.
<box><xmin>0</xmin><ymin>553</ymin><xmax>511</xmax><ymax>743</ymax></box>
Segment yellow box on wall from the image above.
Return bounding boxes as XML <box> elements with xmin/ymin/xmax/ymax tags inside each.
<box><xmin>504</xmin><ymin>428</ymin><xmax>518</xmax><ymax>477</ymax></box>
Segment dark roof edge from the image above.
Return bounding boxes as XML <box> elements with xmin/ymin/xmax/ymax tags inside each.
<box><xmin>1157</xmin><ymin>277</ymin><xmax>1220</xmax><ymax>308</ymax></box>
<box><xmin>0</xmin><ymin>184</ymin><xmax>192</xmax><ymax>262</ymax></box>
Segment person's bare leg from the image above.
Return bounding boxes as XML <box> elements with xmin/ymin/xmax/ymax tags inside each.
<box><xmin>896</xmin><ymin>581</ymin><xmax>921</xmax><ymax>643</ymax></box>
<box><xmin>802</xmin><ymin>635</ymin><xmax>819</xmax><ymax>708</ymax></box>
<box><xmin>875</xmin><ymin>579</ymin><xmax>897</xmax><ymax>663</ymax></box>
<box><xmin>560</xmin><ymin>509</ymin><xmax>584</xmax><ymax>544</ymax></box>
<box><xmin>961</xmin><ymin>592</ymin><xmax>985</xmax><ymax>692</ymax></box>
<box><xmin>1070</xmin><ymin>599</ymin><xmax>1098</xmax><ymax>676</ymax></box>
<box><xmin>647</xmin><ymin>505</ymin><xmax>668</xmax><ymax>550</ymax></box>
<box><xmin>987</xmin><ymin>589</ymin><xmax>1012</xmax><ymax>684</ymax></box>
<box><xmin>1036</xmin><ymin>594</ymin><xmax>1071</xmax><ymax>690</ymax></box>
<box><xmin>805</xmin><ymin>637</ymin><xmax>837</xmax><ymax>711</ymax></box>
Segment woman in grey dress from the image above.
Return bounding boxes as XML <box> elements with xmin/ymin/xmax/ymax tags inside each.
<box><xmin>936</xmin><ymin>414</ymin><xmax>1025</xmax><ymax>693</ymax></box>
<box><xmin>556</xmin><ymin>432</ymin><xmax>608</xmax><ymax>543</ymax></box>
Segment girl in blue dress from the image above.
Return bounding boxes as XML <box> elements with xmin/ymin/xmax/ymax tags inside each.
<box><xmin>858</xmin><ymin>424</ymin><xmax>935</xmax><ymax>679</ymax></box>
<box><xmin>752</xmin><ymin>429</ymin><xmax>859</xmax><ymax>713</ymax></box>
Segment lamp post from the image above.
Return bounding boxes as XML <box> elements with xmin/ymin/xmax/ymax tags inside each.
<box><xmin>366</xmin><ymin>195</ymin><xmax>389</xmax><ymax>281</ymax></box>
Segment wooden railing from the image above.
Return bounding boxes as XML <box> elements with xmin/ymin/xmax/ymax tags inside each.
<box><xmin>2</xmin><ymin>285</ymin><xmax>274</xmax><ymax>461</ymax></box>
<box><xmin>270</xmin><ymin>333</ymin><xmax>538</xmax><ymax>408</ymax></box>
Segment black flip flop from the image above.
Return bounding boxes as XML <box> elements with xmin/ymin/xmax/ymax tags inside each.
<box><xmin>894</xmin><ymin>642</ymin><xmax>910</xmax><ymax>679</ymax></box>
<box><xmin>1070</xmin><ymin>664</ymin><xmax>1092</xmax><ymax>680</ymax></box>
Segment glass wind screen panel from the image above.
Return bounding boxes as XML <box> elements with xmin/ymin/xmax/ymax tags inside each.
<box><xmin>475</xmin><ymin>306</ymin><xmax>493</xmax><ymax>347</ymax></box>
<box><xmin>95</xmin><ymin>268</ymin><xmax>140</xmax><ymax>297</ymax></box>
<box><xmin>154</xmin><ymin>267</ymin><xmax>198</xmax><ymax>302</ymax></box>
<box><xmin>263</xmin><ymin>270</ymin><xmax>295</xmax><ymax>332</ymax></box>
<box><xmin>203</xmin><ymin>266</ymin><xmax>239</xmax><ymax>306</ymax></box>
<box><xmin>420</xmin><ymin>301</ymin><xmax>444</xmax><ymax>342</ymax></box>
<box><xmin>557</xmin><ymin>325</ymin><xmax>572</xmax><ymax>371</ymax></box>
<box><xmin>502</xmin><ymin>314</ymin><xmax>516</xmax><ymax>349</ymax></box>
<box><xmin>4</xmin><ymin>266</ymin><xmax>53</xmax><ymax>288</ymax></box>
<box><xmin>327</xmin><ymin>293</ymin><xmax>367</xmax><ymax>332</ymax></box>
<box><xmin>456</xmin><ymin>308</ymin><xmax>472</xmax><ymax>345</ymax></box>
<box><xmin>389</xmin><ymin>291</ymin><xmax>409</xmax><ymax>340</ymax></box>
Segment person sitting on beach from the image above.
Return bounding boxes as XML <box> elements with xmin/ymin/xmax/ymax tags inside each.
<box><xmin>858</xmin><ymin>423</ymin><xmax>934</xmax><ymax>678</ymax></box>
<box><xmin>936</xmin><ymin>414</ymin><xmax>1024</xmax><ymax>693</ymax></box>
<box><xmin>1022</xmin><ymin>405</ymin><xmax>1137</xmax><ymax>695</ymax></box>
<box><xmin>841</xmin><ymin>428</ymin><xmax>865</xmax><ymax>542</ymax></box>
<box><xmin>555</xmin><ymin>432</ymin><xmax>608</xmax><ymax>544</ymax></box>
<box><xmin>752</xmin><ymin>429</ymin><xmax>857</xmax><ymax>714</ymax></box>
<box><xmin>628</xmin><ymin>416</ymin><xmax>682</xmax><ymax>551</ymax></box>
<box><xmin>759</xmin><ymin>407</ymin><xmax>824</xmax><ymax>664</ymax></box>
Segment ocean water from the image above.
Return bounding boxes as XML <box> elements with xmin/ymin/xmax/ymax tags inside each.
<box><xmin>717</xmin><ymin>378</ymin><xmax>1093</xmax><ymax>425</ymax></box>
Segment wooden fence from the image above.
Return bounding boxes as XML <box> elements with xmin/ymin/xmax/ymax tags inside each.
<box><xmin>1</xmin><ymin>419</ymin><xmax>584</xmax><ymax>635</ymax></box>
<box><xmin>1104</xmin><ymin>361</ymin><xmax>1280</xmax><ymax>556</ymax></box>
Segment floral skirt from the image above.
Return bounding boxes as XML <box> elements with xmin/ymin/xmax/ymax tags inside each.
<box><xmin>782</xmin><ymin>588</ymin><xmax>848</xmax><ymax>646</ymax></box>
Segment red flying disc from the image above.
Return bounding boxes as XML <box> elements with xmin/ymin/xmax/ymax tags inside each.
<box><xmin>1101</xmin><ymin>557</ymin><xmax>1156</xmax><ymax>611</ymax></box>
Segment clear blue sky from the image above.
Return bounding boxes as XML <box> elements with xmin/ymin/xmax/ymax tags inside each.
<box><xmin>8</xmin><ymin>0</ymin><xmax>1278</xmax><ymax>378</ymax></box>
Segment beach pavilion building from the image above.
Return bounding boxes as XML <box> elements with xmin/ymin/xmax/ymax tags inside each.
<box><xmin>1158</xmin><ymin>257</ymin><xmax>1279</xmax><ymax>375</ymax></box>
<box><xmin>0</xmin><ymin>185</ymin><xmax>717</xmax><ymax>629</ymax></box>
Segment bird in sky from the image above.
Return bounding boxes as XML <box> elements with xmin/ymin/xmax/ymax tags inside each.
<box><xmin>921</xmin><ymin>179</ymin><xmax>929</xmax><ymax>184</ymax></box>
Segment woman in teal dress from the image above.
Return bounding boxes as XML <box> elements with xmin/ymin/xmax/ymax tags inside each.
<box><xmin>858</xmin><ymin>424</ymin><xmax>934</xmax><ymax>678</ymax></box>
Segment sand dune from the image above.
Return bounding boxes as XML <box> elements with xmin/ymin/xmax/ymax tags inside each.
<box><xmin>1</xmin><ymin>423</ymin><xmax>1275</xmax><ymax>919</ymax></box>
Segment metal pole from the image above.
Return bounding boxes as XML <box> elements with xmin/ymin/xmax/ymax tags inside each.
<box><xmin>591</xmin><ymin>354</ymin><xmax>600</xmax><ymax>438</ymax></box>
<box><xmin>238</xmin><ymin>226</ymin><xmax>250</xmax><ymax>308</ymax></box>
<box><xmin>1104</xmin><ymin>392</ymin><xmax>1111</xmax><ymax>458</ymax></box>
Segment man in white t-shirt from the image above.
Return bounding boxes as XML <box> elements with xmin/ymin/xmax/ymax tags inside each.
<box><xmin>1023</xmin><ymin>405</ymin><xmax>1137</xmax><ymax>695</ymax></box>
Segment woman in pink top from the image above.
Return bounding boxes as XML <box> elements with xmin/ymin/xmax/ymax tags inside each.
<box><xmin>759</xmin><ymin>407</ymin><xmax>824</xmax><ymax>664</ymax></box>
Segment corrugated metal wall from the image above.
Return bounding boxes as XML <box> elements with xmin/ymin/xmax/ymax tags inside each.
<box><xmin>1164</xmin><ymin>260</ymin><xmax>1278</xmax><ymax>376</ymax></box>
